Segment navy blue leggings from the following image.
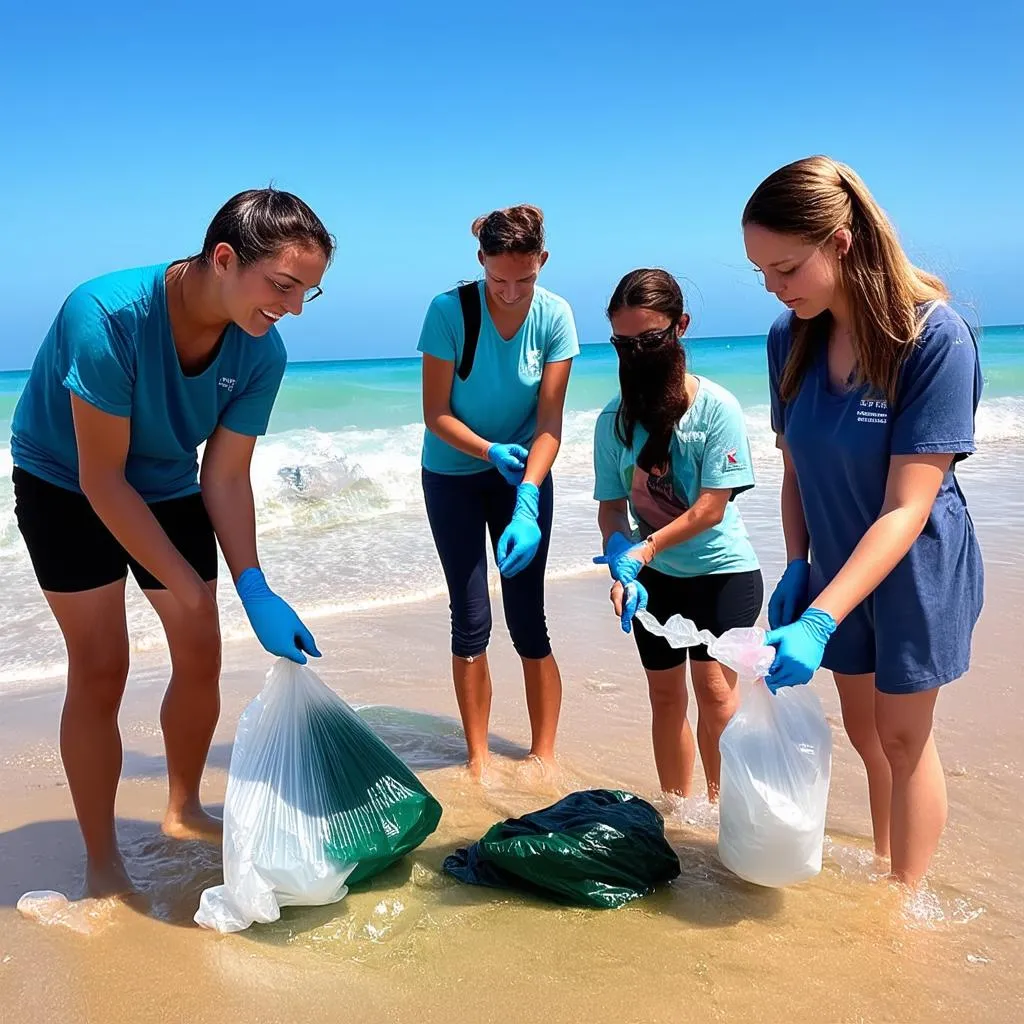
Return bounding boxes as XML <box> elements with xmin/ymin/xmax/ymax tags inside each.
<box><xmin>422</xmin><ymin>467</ymin><xmax>554</xmax><ymax>660</ymax></box>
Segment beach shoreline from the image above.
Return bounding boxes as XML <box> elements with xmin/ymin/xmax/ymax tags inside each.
<box><xmin>1</xmin><ymin>560</ymin><xmax>1022</xmax><ymax>1023</ymax></box>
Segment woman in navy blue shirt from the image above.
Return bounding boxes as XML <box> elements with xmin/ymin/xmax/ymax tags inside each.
<box><xmin>743</xmin><ymin>156</ymin><xmax>983</xmax><ymax>887</ymax></box>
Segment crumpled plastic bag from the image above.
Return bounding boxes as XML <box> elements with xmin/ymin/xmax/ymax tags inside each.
<box><xmin>443</xmin><ymin>789</ymin><xmax>680</xmax><ymax>908</ymax></box>
<box><xmin>195</xmin><ymin>659</ymin><xmax>442</xmax><ymax>933</ymax></box>
<box><xmin>636</xmin><ymin>610</ymin><xmax>833</xmax><ymax>887</ymax></box>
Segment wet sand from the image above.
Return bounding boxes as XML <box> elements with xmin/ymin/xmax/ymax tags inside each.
<box><xmin>1</xmin><ymin>551</ymin><xmax>1022</xmax><ymax>1023</ymax></box>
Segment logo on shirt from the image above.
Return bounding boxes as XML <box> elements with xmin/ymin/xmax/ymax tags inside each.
<box><xmin>523</xmin><ymin>349</ymin><xmax>542</xmax><ymax>380</ymax></box>
<box><xmin>218</xmin><ymin>376</ymin><xmax>237</xmax><ymax>392</ymax></box>
<box><xmin>677</xmin><ymin>430</ymin><xmax>707</xmax><ymax>444</ymax></box>
<box><xmin>856</xmin><ymin>398</ymin><xmax>888</xmax><ymax>425</ymax></box>
<box><xmin>722</xmin><ymin>448</ymin><xmax>743</xmax><ymax>472</ymax></box>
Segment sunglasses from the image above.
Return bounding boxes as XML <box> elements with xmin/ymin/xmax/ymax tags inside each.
<box><xmin>609</xmin><ymin>323</ymin><xmax>678</xmax><ymax>352</ymax></box>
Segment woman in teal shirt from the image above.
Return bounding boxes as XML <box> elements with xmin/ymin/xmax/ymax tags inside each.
<box><xmin>418</xmin><ymin>205</ymin><xmax>579</xmax><ymax>778</ymax></box>
<box><xmin>593</xmin><ymin>269</ymin><xmax>763</xmax><ymax>799</ymax></box>
<box><xmin>10</xmin><ymin>188</ymin><xmax>333</xmax><ymax>897</ymax></box>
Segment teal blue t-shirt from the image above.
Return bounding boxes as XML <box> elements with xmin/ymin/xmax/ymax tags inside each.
<box><xmin>417</xmin><ymin>281</ymin><xmax>580</xmax><ymax>475</ymax></box>
<box><xmin>593</xmin><ymin>376</ymin><xmax>760</xmax><ymax>577</ymax></box>
<box><xmin>10</xmin><ymin>263</ymin><xmax>287</xmax><ymax>502</ymax></box>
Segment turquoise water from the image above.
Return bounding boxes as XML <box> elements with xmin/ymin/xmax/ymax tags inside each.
<box><xmin>5</xmin><ymin>325</ymin><xmax>1021</xmax><ymax>440</ymax></box>
<box><xmin>259</xmin><ymin>324</ymin><xmax>1024</xmax><ymax>433</ymax></box>
<box><xmin>1</xmin><ymin>325</ymin><xmax>1022</xmax><ymax>688</ymax></box>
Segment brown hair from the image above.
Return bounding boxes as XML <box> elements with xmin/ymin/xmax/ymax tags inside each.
<box><xmin>606</xmin><ymin>268</ymin><xmax>688</xmax><ymax>470</ymax></box>
<box><xmin>742</xmin><ymin>156</ymin><xmax>948</xmax><ymax>403</ymax></box>
<box><xmin>471</xmin><ymin>204</ymin><xmax>545</xmax><ymax>256</ymax></box>
<box><xmin>199</xmin><ymin>187</ymin><xmax>334</xmax><ymax>266</ymax></box>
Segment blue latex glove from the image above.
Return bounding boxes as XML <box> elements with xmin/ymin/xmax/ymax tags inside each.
<box><xmin>767</xmin><ymin>558</ymin><xmax>811</xmax><ymax>629</ymax></box>
<box><xmin>618</xmin><ymin>580</ymin><xmax>648</xmax><ymax>634</ymax></box>
<box><xmin>593</xmin><ymin>530</ymin><xmax>645</xmax><ymax>588</ymax></box>
<box><xmin>487</xmin><ymin>443</ymin><xmax>529</xmax><ymax>486</ymax></box>
<box><xmin>497</xmin><ymin>483</ymin><xmax>542</xmax><ymax>578</ymax></box>
<box><xmin>764</xmin><ymin>608</ymin><xmax>837</xmax><ymax>692</ymax></box>
<box><xmin>236</xmin><ymin>568</ymin><xmax>321</xmax><ymax>665</ymax></box>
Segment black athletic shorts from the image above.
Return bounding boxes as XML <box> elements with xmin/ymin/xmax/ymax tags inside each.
<box><xmin>632</xmin><ymin>565</ymin><xmax>764</xmax><ymax>671</ymax></box>
<box><xmin>12</xmin><ymin>467</ymin><xmax>218</xmax><ymax>594</ymax></box>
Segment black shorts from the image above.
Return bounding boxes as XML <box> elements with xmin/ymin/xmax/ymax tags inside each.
<box><xmin>632</xmin><ymin>566</ymin><xmax>764</xmax><ymax>671</ymax></box>
<box><xmin>13</xmin><ymin>467</ymin><xmax>218</xmax><ymax>594</ymax></box>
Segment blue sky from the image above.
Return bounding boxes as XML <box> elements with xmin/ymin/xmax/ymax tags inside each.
<box><xmin>1</xmin><ymin>1</ymin><xmax>1021</xmax><ymax>369</ymax></box>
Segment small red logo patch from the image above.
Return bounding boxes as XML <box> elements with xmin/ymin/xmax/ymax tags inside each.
<box><xmin>726</xmin><ymin>449</ymin><xmax>738</xmax><ymax>464</ymax></box>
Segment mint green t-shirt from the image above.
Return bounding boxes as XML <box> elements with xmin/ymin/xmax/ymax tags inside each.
<box><xmin>417</xmin><ymin>281</ymin><xmax>579</xmax><ymax>475</ymax></box>
<box><xmin>593</xmin><ymin>376</ymin><xmax>760</xmax><ymax>577</ymax></box>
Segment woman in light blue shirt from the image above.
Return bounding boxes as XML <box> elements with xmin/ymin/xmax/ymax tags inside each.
<box><xmin>418</xmin><ymin>205</ymin><xmax>579</xmax><ymax>778</ymax></box>
<box><xmin>593</xmin><ymin>269</ymin><xmax>762</xmax><ymax>799</ymax></box>
<box><xmin>10</xmin><ymin>188</ymin><xmax>332</xmax><ymax>897</ymax></box>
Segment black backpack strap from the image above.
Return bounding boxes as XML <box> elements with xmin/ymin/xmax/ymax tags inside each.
<box><xmin>456</xmin><ymin>282</ymin><xmax>482</xmax><ymax>381</ymax></box>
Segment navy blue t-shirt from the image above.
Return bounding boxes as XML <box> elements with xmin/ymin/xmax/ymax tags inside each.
<box><xmin>767</xmin><ymin>303</ymin><xmax>984</xmax><ymax>692</ymax></box>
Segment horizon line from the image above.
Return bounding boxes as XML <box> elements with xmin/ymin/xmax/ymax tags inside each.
<box><xmin>0</xmin><ymin>321</ymin><xmax>1021</xmax><ymax>377</ymax></box>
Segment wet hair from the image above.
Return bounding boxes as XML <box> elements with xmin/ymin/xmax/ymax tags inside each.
<box><xmin>742</xmin><ymin>155</ymin><xmax>948</xmax><ymax>403</ymax></box>
<box><xmin>606</xmin><ymin>269</ymin><xmax>689</xmax><ymax>470</ymax></box>
<box><xmin>198</xmin><ymin>187</ymin><xmax>335</xmax><ymax>267</ymax></box>
<box><xmin>471</xmin><ymin>204</ymin><xmax>545</xmax><ymax>256</ymax></box>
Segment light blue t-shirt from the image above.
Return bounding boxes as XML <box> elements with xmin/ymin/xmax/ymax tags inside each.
<box><xmin>10</xmin><ymin>263</ymin><xmax>286</xmax><ymax>503</ymax></box>
<box><xmin>593</xmin><ymin>376</ymin><xmax>760</xmax><ymax>577</ymax></box>
<box><xmin>417</xmin><ymin>281</ymin><xmax>580</xmax><ymax>475</ymax></box>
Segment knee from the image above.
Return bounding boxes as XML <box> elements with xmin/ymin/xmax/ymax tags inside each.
<box><xmin>694</xmin><ymin>676</ymin><xmax>737</xmax><ymax>722</ymax></box>
<box><xmin>506</xmin><ymin>610</ymin><xmax>551</xmax><ymax>661</ymax></box>
<box><xmin>840</xmin><ymin>707</ymin><xmax>885</xmax><ymax>761</ymax></box>
<box><xmin>67</xmin><ymin>644</ymin><xmax>130</xmax><ymax>715</ymax></box>
<box><xmin>877</xmin><ymin>726</ymin><xmax>929</xmax><ymax>776</ymax></box>
<box><xmin>845</xmin><ymin>723</ymin><xmax>882</xmax><ymax>761</ymax></box>
<box><xmin>451</xmin><ymin>599</ymin><xmax>491</xmax><ymax>658</ymax></box>
<box><xmin>171</xmin><ymin>614</ymin><xmax>222</xmax><ymax>683</ymax></box>
<box><xmin>647</xmin><ymin>674</ymin><xmax>687</xmax><ymax>716</ymax></box>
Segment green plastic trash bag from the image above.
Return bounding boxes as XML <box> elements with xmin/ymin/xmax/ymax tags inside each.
<box><xmin>195</xmin><ymin>659</ymin><xmax>442</xmax><ymax>932</ymax></box>
<box><xmin>443</xmin><ymin>789</ymin><xmax>680</xmax><ymax>909</ymax></box>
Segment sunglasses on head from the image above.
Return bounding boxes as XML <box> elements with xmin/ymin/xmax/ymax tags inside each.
<box><xmin>609</xmin><ymin>323</ymin><xmax>678</xmax><ymax>352</ymax></box>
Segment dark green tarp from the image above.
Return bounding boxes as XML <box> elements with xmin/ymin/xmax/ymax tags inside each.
<box><xmin>443</xmin><ymin>789</ymin><xmax>680</xmax><ymax>909</ymax></box>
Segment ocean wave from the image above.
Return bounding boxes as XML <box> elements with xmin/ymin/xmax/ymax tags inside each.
<box><xmin>2</xmin><ymin>395</ymin><xmax>1022</xmax><ymax>552</ymax></box>
<box><xmin>974</xmin><ymin>395</ymin><xmax>1024</xmax><ymax>443</ymax></box>
<box><xmin>239</xmin><ymin>424</ymin><xmax>425</xmax><ymax>535</ymax></box>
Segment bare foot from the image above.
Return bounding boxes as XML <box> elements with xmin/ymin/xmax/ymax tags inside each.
<box><xmin>525</xmin><ymin>752</ymin><xmax>559</xmax><ymax>774</ymax></box>
<box><xmin>86</xmin><ymin>857</ymin><xmax>136</xmax><ymax>899</ymax></box>
<box><xmin>466</xmin><ymin>755</ymin><xmax>490</xmax><ymax>782</ymax></box>
<box><xmin>161</xmin><ymin>805</ymin><xmax>223</xmax><ymax>844</ymax></box>
<box><xmin>516</xmin><ymin>753</ymin><xmax>562</xmax><ymax>790</ymax></box>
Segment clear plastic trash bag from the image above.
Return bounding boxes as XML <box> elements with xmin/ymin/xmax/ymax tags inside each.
<box><xmin>635</xmin><ymin>611</ymin><xmax>833</xmax><ymax>887</ymax></box>
<box><xmin>195</xmin><ymin>659</ymin><xmax>442</xmax><ymax>933</ymax></box>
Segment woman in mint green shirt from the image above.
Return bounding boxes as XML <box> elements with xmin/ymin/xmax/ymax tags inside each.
<box><xmin>593</xmin><ymin>269</ymin><xmax>763</xmax><ymax>799</ymax></box>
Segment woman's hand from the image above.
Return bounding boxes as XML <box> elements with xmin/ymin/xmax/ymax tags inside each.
<box><xmin>610</xmin><ymin>579</ymin><xmax>648</xmax><ymax>634</ymax></box>
<box><xmin>594</xmin><ymin>531</ymin><xmax>653</xmax><ymax>588</ymax></box>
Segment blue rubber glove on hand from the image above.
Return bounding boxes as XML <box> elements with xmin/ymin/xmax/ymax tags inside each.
<box><xmin>497</xmin><ymin>483</ymin><xmax>542</xmax><ymax>578</ymax></box>
<box><xmin>618</xmin><ymin>580</ymin><xmax>648</xmax><ymax>634</ymax></box>
<box><xmin>487</xmin><ymin>443</ymin><xmax>529</xmax><ymax>486</ymax></box>
<box><xmin>767</xmin><ymin>558</ymin><xmax>811</xmax><ymax>629</ymax></box>
<box><xmin>593</xmin><ymin>531</ymin><xmax>645</xmax><ymax>588</ymax></box>
<box><xmin>236</xmin><ymin>568</ymin><xmax>321</xmax><ymax>665</ymax></box>
<box><xmin>764</xmin><ymin>607</ymin><xmax>836</xmax><ymax>693</ymax></box>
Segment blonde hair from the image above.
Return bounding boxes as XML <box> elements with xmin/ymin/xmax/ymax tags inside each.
<box><xmin>742</xmin><ymin>156</ymin><xmax>948</xmax><ymax>403</ymax></box>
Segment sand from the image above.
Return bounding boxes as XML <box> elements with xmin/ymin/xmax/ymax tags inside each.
<box><xmin>0</xmin><ymin>559</ymin><xmax>1021</xmax><ymax>1023</ymax></box>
